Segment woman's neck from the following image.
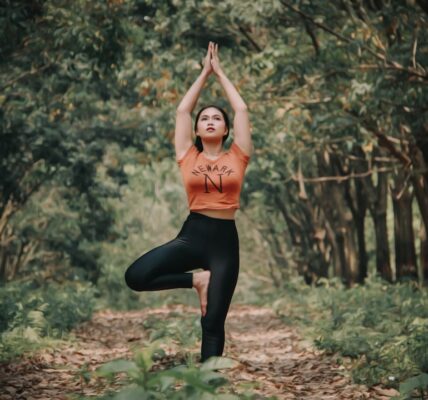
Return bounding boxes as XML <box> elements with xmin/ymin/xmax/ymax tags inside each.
<box><xmin>202</xmin><ymin>141</ymin><xmax>223</xmax><ymax>156</ymax></box>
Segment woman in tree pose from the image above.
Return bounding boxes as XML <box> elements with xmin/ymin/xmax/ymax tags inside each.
<box><xmin>125</xmin><ymin>41</ymin><xmax>253</xmax><ymax>362</ymax></box>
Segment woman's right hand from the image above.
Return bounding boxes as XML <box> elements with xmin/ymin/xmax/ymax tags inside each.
<box><xmin>201</xmin><ymin>41</ymin><xmax>213</xmax><ymax>76</ymax></box>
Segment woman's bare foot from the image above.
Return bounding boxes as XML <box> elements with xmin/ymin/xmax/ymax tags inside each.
<box><xmin>192</xmin><ymin>270</ymin><xmax>211</xmax><ymax>317</ymax></box>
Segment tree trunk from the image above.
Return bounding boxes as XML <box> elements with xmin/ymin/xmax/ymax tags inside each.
<box><xmin>419</xmin><ymin>221</ymin><xmax>428</xmax><ymax>285</ymax></box>
<box><xmin>274</xmin><ymin>192</ymin><xmax>311</xmax><ymax>281</ymax></box>
<box><xmin>409</xmin><ymin>143</ymin><xmax>428</xmax><ymax>283</ymax></box>
<box><xmin>298</xmin><ymin>197</ymin><xmax>330</xmax><ymax>281</ymax></box>
<box><xmin>0</xmin><ymin>245</ymin><xmax>7</xmax><ymax>282</ymax></box>
<box><xmin>275</xmin><ymin>179</ymin><xmax>331</xmax><ymax>284</ymax></box>
<box><xmin>332</xmin><ymin>188</ymin><xmax>360</xmax><ymax>286</ymax></box>
<box><xmin>371</xmin><ymin>169</ymin><xmax>393</xmax><ymax>282</ymax></box>
<box><xmin>317</xmin><ymin>149</ymin><xmax>360</xmax><ymax>286</ymax></box>
<box><xmin>391</xmin><ymin>171</ymin><xmax>418</xmax><ymax>281</ymax></box>
<box><xmin>323</xmin><ymin>217</ymin><xmax>341</xmax><ymax>278</ymax></box>
<box><xmin>346</xmin><ymin>145</ymin><xmax>369</xmax><ymax>282</ymax></box>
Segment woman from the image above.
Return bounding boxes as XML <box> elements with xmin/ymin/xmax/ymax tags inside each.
<box><xmin>125</xmin><ymin>41</ymin><xmax>253</xmax><ymax>363</ymax></box>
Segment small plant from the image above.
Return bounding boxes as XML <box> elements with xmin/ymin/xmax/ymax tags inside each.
<box><xmin>391</xmin><ymin>373</ymin><xmax>428</xmax><ymax>400</ymax></box>
<box><xmin>89</xmin><ymin>340</ymin><xmax>241</xmax><ymax>399</ymax></box>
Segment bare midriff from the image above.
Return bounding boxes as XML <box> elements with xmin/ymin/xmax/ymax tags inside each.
<box><xmin>193</xmin><ymin>209</ymin><xmax>237</xmax><ymax>220</ymax></box>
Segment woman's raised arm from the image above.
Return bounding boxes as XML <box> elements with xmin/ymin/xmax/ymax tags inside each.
<box><xmin>211</xmin><ymin>43</ymin><xmax>253</xmax><ymax>157</ymax></box>
<box><xmin>175</xmin><ymin>42</ymin><xmax>213</xmax><ymax>160</ymax></box>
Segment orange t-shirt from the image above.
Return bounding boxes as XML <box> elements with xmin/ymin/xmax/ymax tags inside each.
<box><xmin>176</xmin><ymin>141</ymin><xmax>251</xmax><ymax>211</ymax></box>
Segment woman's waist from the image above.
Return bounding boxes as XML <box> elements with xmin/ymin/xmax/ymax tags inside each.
<box><xmin>190</xmin><ymin>208</ymin><xmax>236</xmax><ymax>220</ymax></box>
<box><xmin>177</xmin><ymin>210</ymin><xmax>238</xmax><ymax>242</ymax></box>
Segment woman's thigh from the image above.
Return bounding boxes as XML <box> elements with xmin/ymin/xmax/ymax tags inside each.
<box><xmin>124</xmin><ymin>236</ymin><xmax>205</xmax><ymax>291</ymax></box>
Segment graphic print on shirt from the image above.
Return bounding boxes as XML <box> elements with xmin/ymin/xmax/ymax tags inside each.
<box><xmin>191</xmin><ymin>163</ymin><xmax>235</xmax><ymax>193</ymax></box>
<box><xmin>177</xmin><ymin>142</ymin><xmax>250</xmax><ymax>210</ymax></box>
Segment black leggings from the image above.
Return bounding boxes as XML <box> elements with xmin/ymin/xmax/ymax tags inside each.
<box><xmin>124</xmin><ymin>211</ymin><xmax>240</xmax><ymax>362</ymax></box>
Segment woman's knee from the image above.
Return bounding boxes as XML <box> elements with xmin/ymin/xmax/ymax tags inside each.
<box><xmin>124</xmin><ymin>262</ymin><xmax>151</xmax><ymax>291</ymax></box>
<box><xmin>124</xmin><ymin>266</ymin><xmax>139</xmax><ymax>291</ymax></box>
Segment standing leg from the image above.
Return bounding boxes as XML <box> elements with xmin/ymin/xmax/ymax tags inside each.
<box><xmin>200</xmin><ymin>251</ymin><xmax>239</xmax><ymax>362</ymax></box>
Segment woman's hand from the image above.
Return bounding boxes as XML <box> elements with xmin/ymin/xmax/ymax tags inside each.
<box><xmin>202</xmin><ymin>42</ymin><xmax>214</xmax><ymax>76</ymax></box>
<box><xmin>211</xmin><ymin>43</ymin><xmax>224</xmax><ymax>77</ymax></box>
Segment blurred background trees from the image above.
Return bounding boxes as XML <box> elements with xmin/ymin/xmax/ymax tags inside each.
<box><xmin>1</xmin><ymin>0</ymin><xmax>427</xmax><ymax>289</ymax></box>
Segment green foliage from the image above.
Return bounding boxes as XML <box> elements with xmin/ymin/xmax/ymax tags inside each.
<box><xmin>96</xmin><ymin>262</ymin><xmax>141</xmax><ymax>311</ymax></box>
<box><xmin>3</xmin><ymin>0</ymin><xmax>428</xmax><ymax>291</ymax></box>
<box><xmin>83</xmin><ymin>341</ymin><xmax>270</xmax><ymax>400</ymax></box>
<box><xmin>140</xmin><ymin>313</ymin><xmax>201</xmax><ymax>347</ymax></box>
<box><xmin>273</xmin><ymin>275</ymin><xmax>428</xmax><ymax>388</ymax></box>
<box><xmin>395</xmin><ymin>373</ymin><xmax>428</xmax><ymax>400</ymax></box>
<box><xmin>94</xmin><ymin>153</ymin><xmax>203</xmax><ymax>311</ymax></box>
<box><xmin>0</xmin><ymin>280</ymin><xmax>95</xmax><ymax>361</ymax></box>
<box><xmin>0</xmin><ymin>0</ymin><xmax>149</xmax><ymax>283</ymax></box>
<box><xmin>1</xmin><ymin>5</ymin><xmax>428</xmax><ymax>398</ymax></box>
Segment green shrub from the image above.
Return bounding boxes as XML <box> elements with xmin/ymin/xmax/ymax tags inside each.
<box><xmin>395</xmin><ymin>373</ymin><xmax>428</xmax><ymax>400</ymax></box>
<box><xmin>96</xmin><ymin>263</ymin><xmax>140</xmax><ymax>310</ymax></box>
<box><xmin>274</xmin><ymin>274</ymin><xmax>428</xmax><ymax>389</ymax></box>
<box><xmin>0</xmin><ymin>280</ymin><xmax>95</xmax><ymax>361</ymax></box>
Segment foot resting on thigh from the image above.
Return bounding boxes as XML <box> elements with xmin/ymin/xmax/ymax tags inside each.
<box><xmin>192</xmin><ymin>270</ymin><xmax>211</xmax><ymax>317</ymax></box>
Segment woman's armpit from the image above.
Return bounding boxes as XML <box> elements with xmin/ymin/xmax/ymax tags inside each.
<box><xmin>231</xmin><ymin>141</ymin><xmax>251</xmax><ymax>164</ymax></box>
<box><xmin>176</xmin><ymin>144</ymin><xmax>197</xmax><ymax>165</ymax></box>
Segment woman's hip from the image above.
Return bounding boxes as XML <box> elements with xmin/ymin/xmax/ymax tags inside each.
<box><xmin>176</xmin><ymin>211</ymin><xmax>239</xmax><ymax>253</ymax></box>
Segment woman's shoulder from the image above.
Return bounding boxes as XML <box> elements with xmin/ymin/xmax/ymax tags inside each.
<box><xmin>230</xmin><ymin>141</ymin><xmax>251</xmax><ymax>164</ymax></box>
<box><xmin>176</xmin><ymin>144</ymin><xmax>198</xmax><ymax>166</ymax></box>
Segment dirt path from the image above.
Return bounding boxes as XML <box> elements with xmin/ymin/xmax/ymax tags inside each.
<box><xmin>0</xmin><ymin>304</ymin><xmax>399</xmax><ymax>399</ymax></box>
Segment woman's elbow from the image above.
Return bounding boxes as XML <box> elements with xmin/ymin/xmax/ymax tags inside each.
<box><xmin>235</xmin><ymin>105</ymin><xmax>248</xmax><ymax>113</ymax></box>
<box><xmin>176</xmin><ymin>107</ymin><xmax>191</xmax><ymax>114</ymax></box>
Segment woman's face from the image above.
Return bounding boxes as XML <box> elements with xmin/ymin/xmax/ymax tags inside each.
<box><xmin>196</xmin><ymin>107</ymin><xmax>228</xmax><ymax>141</ymax></box>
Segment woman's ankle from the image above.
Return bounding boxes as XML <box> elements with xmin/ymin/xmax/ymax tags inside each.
<box><xmin>192</xmin><ymin>271</ymin><xmax>200</xmax><ymax>288</ymax></box>
<box><xmin>192</xmin><ymin>271</ymin><xmax>209</xmax><ymax>288</ymax></box>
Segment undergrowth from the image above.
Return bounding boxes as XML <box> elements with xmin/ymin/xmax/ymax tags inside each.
<box><xmin>0</xmin><ymin>280</ymin><xmax>95</xmax><ymax>362</ymax></box>
<box><xmin>78</xmin><ymin>342</ymin><xmax>275</xmax><ymax>400</ymax></box>
<box><xmin>269</xmin><ymin>274</ymin><xmax>428</xmax><ymax>397</ymax></box>
<box><xmin>72</xmin><ymin>307</ymin><xmax>275</xmax><ymax>400</ymax></box>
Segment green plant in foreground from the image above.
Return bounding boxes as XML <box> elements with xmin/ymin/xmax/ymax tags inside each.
<box><xmin>87</xmin><ymin>341</ymin><xmax>237</xmax><ymax>399</ymax></box>
<box><xmin>392</xmin><ymin>373</ymin><xmax>428</xmax><ymax>400</ymax></box>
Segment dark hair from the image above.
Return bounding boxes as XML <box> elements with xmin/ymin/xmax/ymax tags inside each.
<box><xmin>194</xmin><ymin>105</ymin><xmax>230</xmax><ymax>152</ymax></box>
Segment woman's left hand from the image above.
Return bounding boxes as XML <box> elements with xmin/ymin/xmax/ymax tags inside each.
<box><xmin>211</xmin><ymin>43</ymin><xmax>224</xmax><ymax>77</ymax></box>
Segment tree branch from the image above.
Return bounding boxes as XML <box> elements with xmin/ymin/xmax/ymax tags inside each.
<box><xmin>292</xmin><ymin>166</ymin><xmax>393</xmax><ymax>183</ymax></box>
<box><xmin>302</xmin><ymin>18</ymin><xmax>320</xmax><ymax>56</ymax></box>
<box><xmin>279</xmin><ymin>0</ymin><xmax>427</xmax><ymax>80</ymax></box>
<box><xmin>344</xmin><ymin>110</ymin><xmax>413</xmax><ymax>167</ymax></box>
<box><xmin>411</xmin><ymin>31</ymin><xmax>418</xmax><ymax>69</ymax></box>
<box><xmin>0</xmin><ymin>62</ymin><xmax>54</xmax><ymax>91</ymax></box>
<box><xmin>238</xmin><ymin>26</ymin><xmax>263</xmax><ymax>52</ymax></box>
<box><xmin>416</xmin><ymin>0</ymin><xmax>428</xmax><ymax>14</ymax></box>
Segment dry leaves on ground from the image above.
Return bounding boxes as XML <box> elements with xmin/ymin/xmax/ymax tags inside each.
<box><xmin>0</xmin><ymin>304</ymin><xmax>399</xmax><ymax>399</ymax></box>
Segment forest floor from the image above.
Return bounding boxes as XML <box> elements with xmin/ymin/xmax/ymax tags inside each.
<box><xmin>0</xmin><ymin>304</ymin><xmax>400</xmax><ymax>400</ymax></box>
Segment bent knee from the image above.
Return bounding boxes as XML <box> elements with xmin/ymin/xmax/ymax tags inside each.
<box><xmin>124</xmin><ymin>266</ymin><xmax>147</xmax><ymax>291</ymax></box>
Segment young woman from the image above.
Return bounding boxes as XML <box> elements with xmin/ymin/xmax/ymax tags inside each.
<box><xmin>124</xmin><ymin>41</ymin><xmax>253</xmax><ymax>363</ymax></box>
